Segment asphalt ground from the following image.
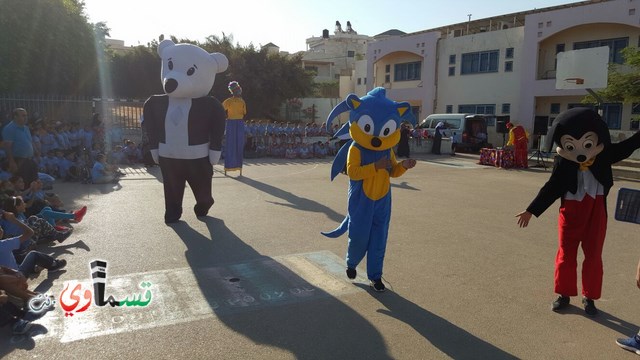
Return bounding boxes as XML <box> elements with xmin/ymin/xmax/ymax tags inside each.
<box><xmin>1</xmin><ymin>153</ymin><xmax>639</xmax><ymax>359</ymax></box>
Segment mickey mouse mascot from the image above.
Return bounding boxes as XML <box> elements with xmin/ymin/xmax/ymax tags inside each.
<box><xmin>516</xmin><ymin>107</ymin><xmax>640</xmax><ymax>316</ymax></box>
<box><xmin>143</xmin><ymin>40</ymin><xmax>228</xmax><ymax>224</ymax></box>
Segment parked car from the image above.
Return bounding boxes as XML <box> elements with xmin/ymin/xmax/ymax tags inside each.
<box><xmin>417</xmin><ymin>113</ymin><xmax>489</xmax><ymax>153</ymax></box>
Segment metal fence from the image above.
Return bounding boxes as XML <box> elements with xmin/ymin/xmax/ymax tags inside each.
<box><xmin>0</xmin><ymin>94</ymin><xmax>144</xmax><ymax>131</ymax></box>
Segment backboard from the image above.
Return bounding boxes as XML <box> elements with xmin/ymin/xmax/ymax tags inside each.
<box><xmin>555</xmin><ymin>46</ymin><xmax>609</xmax><ymax>90</ymax></box>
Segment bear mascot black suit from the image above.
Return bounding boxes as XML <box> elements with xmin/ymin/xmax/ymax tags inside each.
<box><xmin>143</xmin><ymin>39</ymin><xmax>228</xmax><ymax>223</ymax></box>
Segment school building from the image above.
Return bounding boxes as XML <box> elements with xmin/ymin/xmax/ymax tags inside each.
<box><xmin>341</xmin><ymin>0</ymin><xmax>640</xmax><ymax>151</ymax></box>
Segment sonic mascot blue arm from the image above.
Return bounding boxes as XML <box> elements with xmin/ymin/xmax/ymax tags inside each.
<box><xmin>321</xmin><ymin>87</ymin><xmax>416</xmax><ymax>292</ymax></box>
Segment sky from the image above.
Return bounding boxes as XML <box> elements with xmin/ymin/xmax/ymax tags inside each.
<box><xmin>82</xmin><ymin>0</ymin><xmax>578</xmax><ymax>53</ymax></box>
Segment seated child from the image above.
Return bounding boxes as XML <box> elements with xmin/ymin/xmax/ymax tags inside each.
<box><xmin>21</xmin><ymin>179</ymin><xmax>65</xmax><ymax>214</ymax></box>
<box><xmin>0</xmin><ymin>287</ymin><xmax>33</xmax><ymax>335</ymax></box>
<box><xmin>314</xmin><ymin>141</ymin><xmax>327</xmax><ymax>158</ymax></box>
<box><xmin>91</xmin><ymin>153</ymin><xmax>120</xmax><ymax>184</ymax></box>
<box><xmin>285</xmin><ymin>144</ymin><xmax>297</xmax><ymax>159</ymax></box>
<box><xmin>109</xmin><ymin>145</ymin><xmax>126</xmax><ymax>165</ymax></box>
<box><xmin>0</xmin><ymin>210</ymin><xmax>67</xmax><ymax>278</ymax></box>
<box><xmin>59</xmin><ymin>151</ymin><xmax>80</xmax><ymax>182</ymax></box>
<box><xmin>299</xmin><ymin>144</ymin><xmax>312</xmax><ymax>159</ymax></box>
<box><xmin>2</xmin><ymin>196</ymin><xmax>74</xmax><ymax>246</ymax></box>
<box><xmin>123</xmin><ymin>140</ymin><xmax>141</xmax><ymax>164</ymax></box>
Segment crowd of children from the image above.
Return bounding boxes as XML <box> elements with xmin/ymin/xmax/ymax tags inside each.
<box><xmin>240</xmin><ymin>120</ymin><xmax>338</xmax><ymax>159</ymax></box>
<box><xmin>0</xmin><ymin>114</ymin><xmax>342</xmax><ymax>335</ymax></box>
<box><xmin>0</xmin><ymin>174</ymin><xmax>88</xmax><ymax>335</ymax></box>
<box><xmin>0</xmin><ymin>111</ymin><xmax>106</xmax><ymax>335</ymax></box>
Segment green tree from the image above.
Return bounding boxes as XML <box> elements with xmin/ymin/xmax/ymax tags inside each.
<box><xmin>110</xmin><ymin>46</ymin><xmax>163</xmax><ymax>98</ymax></box>
<box><xmin>314</xmin><ymin>81</ymin><xmax>339</xmax><ymax>98</ymax></box>
<box><xmin>198</xmin><ymin>36</ymin><xmax>315</xmax><ymax>119</ymax></box>
<box><xmin>0</xmin><ymin>0</ymin><xmax>99</xmax><ymax>95</ymax></box>
<box><xmin>585</xmin><ymin>47</ymin><xmax>640</xmax><ymax>104</ymax></box>
<box><xmin>1</xmin><ymin>3</ymin><xmax>315</xmax><ymax>114</ymax></box>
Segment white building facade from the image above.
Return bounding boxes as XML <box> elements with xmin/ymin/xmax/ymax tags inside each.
<box><xmin>349</xmin><ymin>0</ymin><xmax>640</xmax><ymax>150</ymax></box>
<box><xmin>303</xmin><ymin>21</ymin><xmax>372</xmax><ymax>83</ymax></box>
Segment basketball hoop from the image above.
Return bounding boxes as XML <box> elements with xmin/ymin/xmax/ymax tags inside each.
<box><xmin>564</xmin><ymin>77</ymin><xmax>585</xmax><ymax>85</ymax></box>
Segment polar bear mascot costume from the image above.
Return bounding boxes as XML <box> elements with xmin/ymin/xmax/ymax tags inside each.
<box><xmin>143</xmin><ymin>39</ymin><xmax>228</xmax><ymax>224</ymax></box>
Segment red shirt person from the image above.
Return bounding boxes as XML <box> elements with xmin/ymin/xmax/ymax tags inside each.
<box><xmin>506</xmin><ymin>122</ymin><xmax>529</xmax><ymax>168</ymax></box>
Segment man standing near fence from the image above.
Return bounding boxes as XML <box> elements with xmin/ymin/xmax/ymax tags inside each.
<box><xmin>2</xmin><ymin>108</ymin><xmax>38</xmax><ymax>186</ymax></box>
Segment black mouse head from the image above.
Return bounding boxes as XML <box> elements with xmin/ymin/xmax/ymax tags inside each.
<box><xmin>545</xmin><ymin>107</ymin><xmax>611</xmax><ymax>164</ymax></box>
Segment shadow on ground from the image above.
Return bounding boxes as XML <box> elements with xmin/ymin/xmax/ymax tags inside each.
<box><xmin>357</xmin><ymin>283</ymin><xmax>518</xmax><ymax>359</ymax></box>
<box><xmin>169</xmin><ymin>217</ymin><xmax>393</xmax><ymax>359</ymax></box>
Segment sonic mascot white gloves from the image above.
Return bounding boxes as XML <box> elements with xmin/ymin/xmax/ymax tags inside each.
<box><xmin>322</xmin><ymin>87</ymin><xmax>417</xmax><ymax>292</ymax></box>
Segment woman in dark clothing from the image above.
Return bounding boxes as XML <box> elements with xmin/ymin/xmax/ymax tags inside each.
<box><xmin>432</xmin><ymin>121</ymin><xmax>446</xmax><ymax>155</ymax></box>
<box><xmin>396</xmin><ymin>123</ymin><xmax>411</xmax><ymax>158</ymax></box>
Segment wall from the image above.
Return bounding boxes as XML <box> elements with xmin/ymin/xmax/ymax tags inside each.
<box><xmin>519</xmin><ymin>0</ymin><xmax>640</xmax><ymax>136</ymax></box>
<box><xmin>367</xmin><ymin>31</ymin><xmax>440</xmax><ymax>119</ymax></box>
<box><xmin>436</xmin><ymin>27</ymin><xmax>524</xmax><ymax>147</ymax></box>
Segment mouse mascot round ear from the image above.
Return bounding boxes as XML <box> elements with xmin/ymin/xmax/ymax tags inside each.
<box><xmin>544</xmin><ymin>107</ymin><xmax>611</xmax><ymax>152</ymax></box>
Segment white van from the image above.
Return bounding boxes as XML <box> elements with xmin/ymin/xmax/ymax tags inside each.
<box><xmin>417</xmin><ymin>113</ymin><xmax>489</xmax><ymax>152</ymax></box>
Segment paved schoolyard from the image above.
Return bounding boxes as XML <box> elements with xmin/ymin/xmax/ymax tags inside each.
<box><xmin>1</xmin><ymin>154</ymin><xmax>639</xmax><ymax>359</ymax></box>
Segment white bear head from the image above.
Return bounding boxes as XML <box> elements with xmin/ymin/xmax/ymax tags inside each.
<box><xmin>157</xmin><ymin>39</ymin><xmax>229</xmax><ymax>99</ymax></box>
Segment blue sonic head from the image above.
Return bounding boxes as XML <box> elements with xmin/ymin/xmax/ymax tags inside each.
<box><xmin>325</xmin><ymin>87</ymin><xmax>415</xmax><ymax>181</ymax></box>
<box><xmin>326</xmin><ymin>87</ymin><xmax>415</xmax><ymax>151</ymax></box>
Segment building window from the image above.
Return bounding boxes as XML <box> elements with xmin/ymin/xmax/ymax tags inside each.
<box><xmin>505</xmin><ymin>48</ymin><xmax>514</xmax><ymax>59</ymax></box>
<box><xmin>632</xmin><ymin>103</ymin><xmax>640</xmax><ymax>114</ymax></box>
<box><xmin>461</xmin><ymin>50</ymin><xmax>499</xmax><ymax>74</ymax></box>
<box><xmin>448</xmin><ymin>67</ymin><xmax>455</xmax><ymax>76</ymax></box>
<box><xmin>357</xmin><ymin>78</ymin><xmax>361</xmax><ymax>85</ymax></box>
<box><xmin>385</xmin><ymin>74</ymin><xmax>390</xmax><ymax>83</ymax></box>
<box><xmin>446</xmin><ymin>105</ymin><xmax>453</xmax><ymax>113</ymax></box>
<box><xmin>550</xmin><ymin>103</ymin><xmax>561</xmax><ymax>114</ymax></box>
<box><xmin>502</xmin><ymin>104</ymin><xmax>511</xmax><ymax>114</ymax></box>
<box><xmin>385</xmin><ymin>64</ymin><xmax>390</xmax><ymax>73</ymax></box>
<box><xmin>458</xmin><ymin>104</ymin><xmax>496</xmax><ymax>114</ymax></box>
<box><xmin>449</xmin><ymin>54</ymin><xmax>456</xmax><ymax>64</ymax></box>
<box><xmin>504</xmin><ymin>61</ymin><xmax>513</xmax><ymax>72</ymax></box>
<box><xmin>555</xmin><ymin>44</ymin><xmax>566</xmax><ymax>70</ymax></box>
<box><xmin>568</xmin><ymin>103</ymin><xmax>622</xmax><ymax>129</ymax></box>
<box><xmin>394</xmin><ymin>61</ymin><xmax>422</xmax><ymax>81</ymax></box>
<box><xmin>347</xmin><ymin>50</ymin><xmax>355</xmax><ymax>58</ymax></box>
<box><xmin>364</xmin><ymin>77</ymin><xmax>367</xmax><ymax>85</ymax></box>
<box><xmin>601</xmin><ymin>103</ymin><xmax>622</xmax><ymax>129</ymax></box>
<box><xmin>305</xmin><ymin>66</ymin><xmax>318</xmax><ymax>74</ymax></box>
<box><xmin>574</xmin><ymin>37</ymin><xmax>629</xmax><ymax>64</ymax></box>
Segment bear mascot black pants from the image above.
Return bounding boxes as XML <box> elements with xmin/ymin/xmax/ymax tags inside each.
<box><xmin>159</xmin><ymin>156</ymin><xmax>213</xmax><ymax>223</ymax></box>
